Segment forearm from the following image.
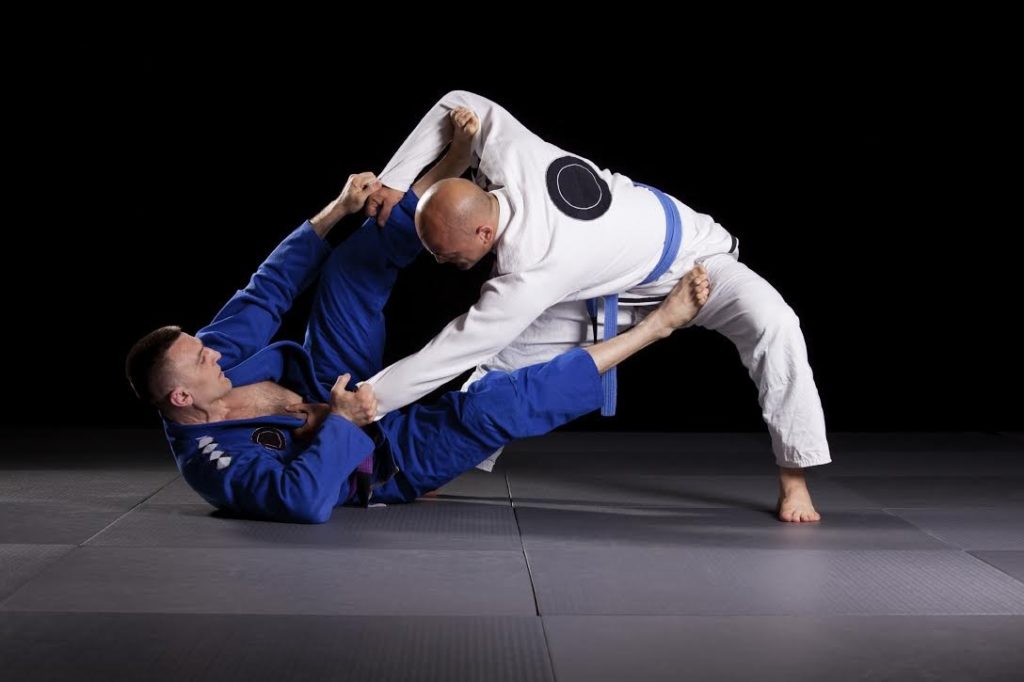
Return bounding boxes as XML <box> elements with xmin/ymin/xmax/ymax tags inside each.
<box><xmin>368</xmin><ymin>276</ymin><xmax>563</xmax><ymax>413</ymax></box>
<box><xmin>367</xmin><ymin>314</ymin><xmax>518</xmax><ymax>414</ymax></box>
<box><xmin>584</xmin><ymin>310</ymin><xmax>672</xmax><ymax>374</ymax></box>
<box><xmin>309</xmin><ymin>171</ymin><xmax>381</xmax><ymax>238</ymax></box>
<box><xmin>309</xmin><ymin>201</ymin><xmax>353</xmax><ymax>239</ymax></box>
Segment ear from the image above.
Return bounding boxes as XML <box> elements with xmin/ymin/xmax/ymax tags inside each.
<box><xmin>476</xmin><ymin>224</ymin><xmax>495</xmax><ymax>245</ymax></box>
<box><xmin>167</xmin><ymin>387</ymin><xmax>193</xmax><ymax>408</ymax></box>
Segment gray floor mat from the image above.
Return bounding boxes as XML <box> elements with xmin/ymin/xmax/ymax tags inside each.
<box><xmin>508</xmin><ymin>473</ymin><xmax>875</xmax><ymax>509</ymax></box>
<box><xmin>142</xmin><ymin>477</ymin><xmax>209</xmax><ymax>505</ymax></box>
<box><xmin>833</xmin><ymin>477</ymin><xmax>1024</xmax><ymax>507</ymax></box>
<box><xmin>431</xmin><ymin>468</ymin><xmax>512</xmax><ymax>500</ymax></box>
<box><xmin>527</xmin><ymin>548</ymin><xmax>1024</xmax><ymax>615</ymax></box>
<box><xmin>0</xmin><ymin>612</ymin><xmax>553</xmax><ymax>682</ymax></box>
<box><xmin>91</xmin><ymin>499</ymin><xmax>522</xmax><ymax>550</ymax></box>
<box><xmin>0</xmin><ymin>545</ymin><xmax>74</xmax><ymax>602</ymax></box>
<box><xmin>6</xmin><ymin>429</ymin><xmax>1024</xmax><ymax>679</ymax></box>
<box><xmin>514</xmin><ymin>507</ymin><xmax>952</xmax><ymax>550</ymax></box>
<box><xmin>971</xmin><ymin>551</ymin><xmax>1024</xmax><ymax>583</ymax></box>
<box><xmin>0</xmin><ymin>502</ymin><xmax>126</xmax><ymax>544</ymax></box>
<box><xmin>2</xmin><ymin>547</ymin><xmax>537</xmax><ymax>615</ymax></box>
<box><xmin>0</xmin><ymin>470</ymin><xmax>178</xmax><ymax>507</ymax></box>
<box><xmin>543</xmin><ymin>615</ymin><xmax>1024</xmax><ymax>682</ymax></box>
<box><xmin>147</xmin><ymin>469</ymin><xmax>511</xmax><ymax>506</ymax></box>
<box><xmin>888</xmin><ymin>508</ymin><xmax>1024</xmax><ymax>550</ymax></box>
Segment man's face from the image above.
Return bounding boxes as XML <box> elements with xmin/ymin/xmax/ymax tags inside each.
<box><xmin>419</xmin><ymin>223</ymin><xmax>491</xmax><ymax>270</ymax></box>
<box><xmin>163</xmin><ymin>334</ymin><xmax>231</xmax><ymax>405</ymax></box>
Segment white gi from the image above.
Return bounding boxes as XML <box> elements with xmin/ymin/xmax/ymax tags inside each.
<box><xmin>367</xmin><ymin>91</ymin><xmax>830</xmax><ymax>469</ymax></box>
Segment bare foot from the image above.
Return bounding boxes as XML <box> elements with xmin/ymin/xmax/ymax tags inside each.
<box><xmin>654</xmin><ymin>264</ymin><xmax>710</xmax><ymax>330</ymax></box>
<box><xmin>777</xmin><ymin>467</ymin><xmax>821</xmax><ymax>523</ymax></box>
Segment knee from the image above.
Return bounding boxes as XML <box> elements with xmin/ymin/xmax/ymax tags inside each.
<box><xmin>463</xmin><ymin>374</ymin><xmax>528</xmax><ymax>443</ymax></box>
<box><xmin>746</xmin><ymin>295</ymin><xmax>800</xmax><ymax>339</ymax></box>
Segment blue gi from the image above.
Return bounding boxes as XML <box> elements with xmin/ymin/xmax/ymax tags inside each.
<box><xmin>162</xmin><ymin>192</ymin><xmax>602</xmax><ymax>523</ymax></box>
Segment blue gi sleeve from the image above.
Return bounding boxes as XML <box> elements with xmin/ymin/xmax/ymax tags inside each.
<box><xmin>186</xmin><ymin>415</ymin><xmax>375</xmax><ymax>524</ymax></box>
<box><xmin>198</xmin><ymin>222</ymin><xmax>331</xmax><ymax>368</ymax></box>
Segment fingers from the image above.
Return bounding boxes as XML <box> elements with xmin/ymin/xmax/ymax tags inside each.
<box><xmin>450</xmin><ymin>107</ymin><xmax>480</xmax><ymax>137</ymax></box>
<box><xmin>366</xmin><ymin>194</ymin><xmax>380</xmax><ymax>217</ymax></box>
<box><xmin>365</xmin><ymin>187</ymin><xmax>402</xmax><ymax>227</ymax></box>
<box><xmin>356</xmin><ymin>383</ymin><xmax>378</xmax><ymax>420</ymax></box>
<box><xmin>349</xmin><ymin>171</ymin><xmax>380</xmax><ymax>191</ymax></box>
<box><xmin>332</xmin><ymin>373</ymin><xmax>351</xmax><ymax>394</ymax></box>
<box><xmin>377</xmin><ymin>202</ymin><xmax>393</xmax><ymax>227</ymax></box>
<box><xmin>339</xmin><ymin>173</ymin><xmax>382</xmax><ymax>214</ymax></box>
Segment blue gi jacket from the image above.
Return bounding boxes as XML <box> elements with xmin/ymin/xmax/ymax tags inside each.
<box><xmin>161</xmin><ymin>221</ymin><xmax>378</xmax><ymax>523</ymax></box>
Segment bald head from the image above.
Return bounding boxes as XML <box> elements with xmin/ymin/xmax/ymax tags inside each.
<box><xmin>415</xmin><ymin>178</ymin><xmax>498</xmax><ymax>269</ymax></box>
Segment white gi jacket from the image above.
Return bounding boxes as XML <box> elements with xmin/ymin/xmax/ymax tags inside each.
<box><xmin>367</xmin><ymin>91</ymin><xmax>733</xmax><ymax>414</ymax></box>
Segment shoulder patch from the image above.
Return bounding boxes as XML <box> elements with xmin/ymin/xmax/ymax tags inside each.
<box><xmin>251</xmin><ymin>426</ymin><xmax>286</xmax><ymax>450</ymax></box>
<box><xmin>546</xmin><ymin>156</ymin><xmax>612</xmax><ymax>220</ymax></box>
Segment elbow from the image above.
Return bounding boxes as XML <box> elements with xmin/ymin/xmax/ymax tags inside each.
<box><xmin>286</xmin><ymin>500</ymin><xmax>332</xmax><ymax>525</ymax></box>
<box><xmin>442</xmin><ymin>90</ymin><xmax>484</xmax><ymax>110</ymax></box>
<box><xmin>442</xmin><ymin>89</ymin><xmax>469</xmax><ymax>103</ymax></box>
<box><xmin>276</xmin><ymin>488</ymin><xmax>334</xmax><ymax>524</ymax></box>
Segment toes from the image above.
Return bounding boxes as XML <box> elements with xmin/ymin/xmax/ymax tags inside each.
<box><xmin>778</xmin><ymin>504</ymin><xmax>821</xmax><ymax>523</ymax></box>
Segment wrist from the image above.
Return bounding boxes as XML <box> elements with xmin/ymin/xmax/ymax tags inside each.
<box><xmin>329</xmin><ymin>408</ymin><xmax>353</xmax><ymax>424</ymax></box>
<box><xmin>310</xmin><ymin>201</ymin><xmax>349</xmax><ymax>238</ymax></box>
<box><xmin>448</xmin><ymin>141</ymin><xmax>472</xmax><ymax>165</ymax></box>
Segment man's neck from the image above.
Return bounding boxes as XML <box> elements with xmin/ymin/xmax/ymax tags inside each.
<box><xmin>170</xmin><ymin>396</ymin><xmax>232</xmax><ymax>425</ymax></box>
<box><xmin>488</xmin><ymin>191</ymin><xmax>506</xmax><ymax>243</ymax></box>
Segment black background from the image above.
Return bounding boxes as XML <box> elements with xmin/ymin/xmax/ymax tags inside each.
<box><xmin>4</xmin><ymin>43</ymin><xmax>1018</xmax><ymax>435</ymax></box>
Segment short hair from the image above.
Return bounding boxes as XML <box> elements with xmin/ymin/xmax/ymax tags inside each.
<box><xmin>125</xmin><ymin>325</ymin><xmax>183</xmax><ymax>404</ymax></box>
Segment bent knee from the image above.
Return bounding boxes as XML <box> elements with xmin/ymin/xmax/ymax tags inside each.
<box><xmin>739</xmin><ymin>292</ymin><xmax>800</xmax><ymax>337</ymax></box>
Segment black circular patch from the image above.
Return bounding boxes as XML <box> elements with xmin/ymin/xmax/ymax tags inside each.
<box><xmin>546</xmin><ymin>156</ymin><xmax>612</xmax><ymax>220</ymax></box>
<box><xmin>251</xmin><ymin>427</ymin><xmax>286</xmax><ymax>450</ymax></box>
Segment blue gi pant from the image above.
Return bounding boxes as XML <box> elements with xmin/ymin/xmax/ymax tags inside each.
<box><xmin>302</xmin><ymin>198</ymin><xmax>602</xmax><ymax>503</ymax></box>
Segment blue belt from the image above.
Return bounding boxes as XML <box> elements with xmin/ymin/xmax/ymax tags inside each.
<box><xmin>587</xmin><ymin>184</ymin><xmax>682</xmax><ymax>416</ymax></box>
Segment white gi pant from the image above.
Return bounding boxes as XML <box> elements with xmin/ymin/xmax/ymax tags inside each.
<box><xmin>466</xmin><ymin>248</ymin><xmax>832</xmax><ymax>471</ymax></box>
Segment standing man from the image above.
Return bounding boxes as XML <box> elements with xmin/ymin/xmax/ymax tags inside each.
<box><xmin>364</xmin><ymin>91</ymin><xmax>829</xmax><ymax>522</ymax></box>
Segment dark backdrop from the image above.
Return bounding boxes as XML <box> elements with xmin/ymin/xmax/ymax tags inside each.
<box><xmin>4</xmin><ymin>51</ymin><xmax>1018</xmax><ymax>434</ymax></box>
